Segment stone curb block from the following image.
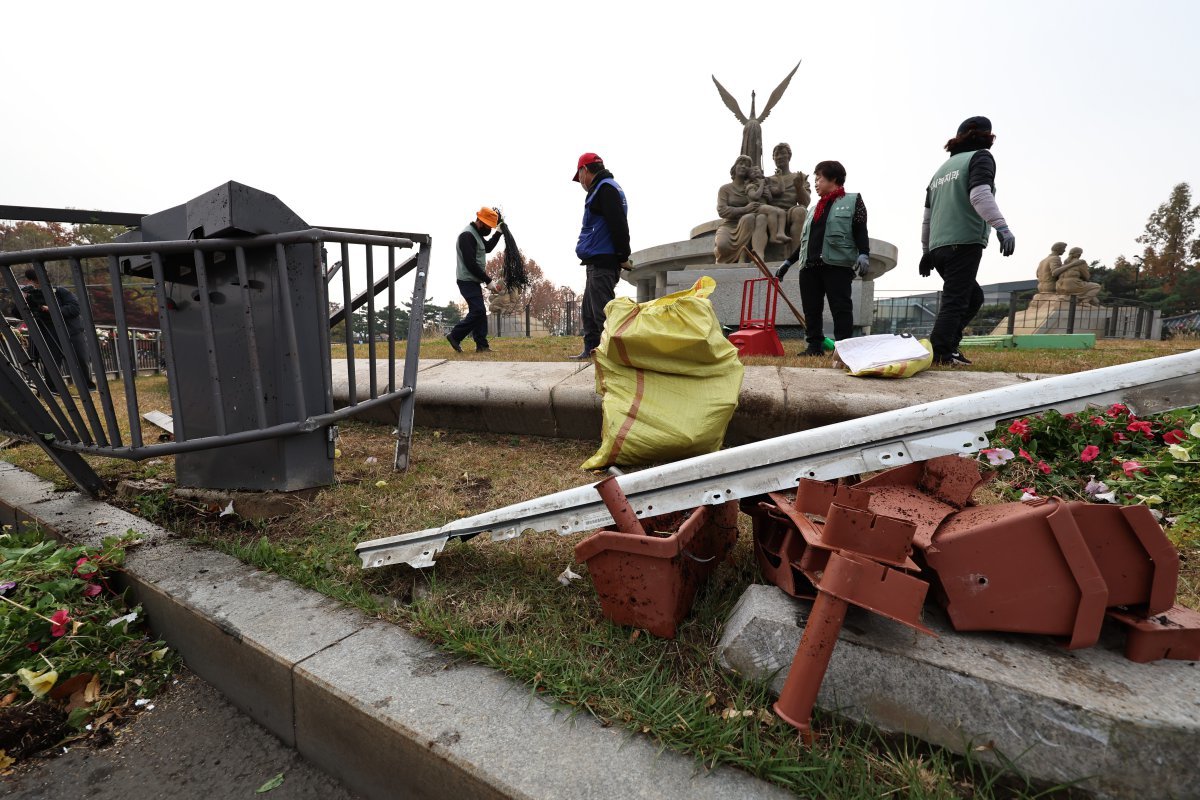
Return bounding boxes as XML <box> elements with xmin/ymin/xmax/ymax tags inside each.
<box><xmin>716</xmin><ymin>584</ymin><xmax>1200</xmax><ymax>800</ymax></box>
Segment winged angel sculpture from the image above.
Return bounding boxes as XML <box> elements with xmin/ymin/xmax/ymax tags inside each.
<box><xmin>711</xmin><ymin>61</ymin><xmax>801</xmax><ymax>170</ymax></box>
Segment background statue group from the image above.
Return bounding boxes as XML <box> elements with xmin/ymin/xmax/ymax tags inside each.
<box><xmin>1036</xmin><ymin>242</ymin><xmax>1101</xmax><ymax>306</ymax></box>
<box><xmin>711</xmin><ymin>62</ymin><xmax>808</xmax><ymax>264</ymax></box>
<box><xmin>714</xmin><ymin>143</ymin><xmax>810</xmax><ymax>263</ymax></box>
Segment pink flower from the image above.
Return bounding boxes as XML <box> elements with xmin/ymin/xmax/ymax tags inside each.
<box><xmin>83</xmin><ymin>583</ymin><xmax>103</xmax><ymax>598</ymax></box>
<box><xmin>1080</xmin><ymin>445</ymin><xmax>1100</xmax><ymax>463</ymax></box>
<box><xmin>1112</xmin><ymin>432</ymin><xmax>1127</xmax><ymax>443</ymax></box>
<box><xmin>980</xmin><ymin>447</ymin><xmax>1016</xmax><ymax>466</ymax></box>
<box><xmin>50</xmin><ymin>609</ymin><xmax>71</xmax><ymax>637</ymax></box>
<box><xmin>1090</xmin><ymin>416</ymin><xmax>1108</xmax><ymax>427</ymax></box>
<box><xmin>26</xmin><ymin>642</ymin><xmax>40</xmax><ymax>653</ymax></box>
<box><xmin>1121</xmin><ymin>460</ymin><xmax>1148</xmax><ymax>477</ymax></box>
<box><xmin>1163</xmin><ymin>429</ymin><xmax>1186</xmax><ymax>445</ymax></box>
<box><xmin>1008</xmin><ymin>419</ymin><xmax>1031</xmax><ymax>437</ymax></box>
<box><xmin>1127</xmin><ymin>420</ymin><xmax>1153</xmax><ymax>437</ymax></box>
<box><xmin>73</xmin><ymin>557</ymin><xmax>98</xmax><ymax>578</ymax></box>
<box><xmin>1037</xmin><ymin>460</ymin><xmax>1051</xmax><ymax>475</ymax></box>
<box><xmin>1018</xmin><ymin>448</ymin><xmax>1033</xmax><ymax>463</ymax></box>
<box><xmin>1107</xmin><ymin>403</ymin><xmax>1128</xmax><ymax>417</ymax></box>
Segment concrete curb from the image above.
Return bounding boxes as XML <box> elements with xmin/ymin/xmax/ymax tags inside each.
<box><xmin>716</xmin><ymin>584</ymin><xmax>1200</xmax><ymax>800</ymax></box>
<box><xmin>331</xmin><ymin>358</ymin><xmax>1046</xmax><ymax>444</ymax></box>
<box><xmin>0</xmin><ymin>462</ymin><xmax>791</xmax><ymax>800</ymax></box>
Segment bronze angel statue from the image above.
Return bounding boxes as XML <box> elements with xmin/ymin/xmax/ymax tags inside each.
<box><xmin>711</xmin><ymin>61</ymin><xmax>801</xmax><ymax>170</ymax></box>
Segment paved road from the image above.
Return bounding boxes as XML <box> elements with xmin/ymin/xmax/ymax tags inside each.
<box><xmin>2</xmin><ymin>669</ymin><xmax>361</xmax><ymax>800</ymax></box>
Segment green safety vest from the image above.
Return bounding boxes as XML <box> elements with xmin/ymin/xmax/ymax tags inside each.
<box><xmin>455</xmin><ymin>224</ymin><xmax>487</xmax><ymax>283</ymax></box>
<box><xmin>799</xmin><ymin>193</ymin><xmax>860</xmax><ymax>267</ymax></box>
<box><xmin>927</xmin><ymin>150</ymin><xmax>991</xmax><ymax>250</ymax></box>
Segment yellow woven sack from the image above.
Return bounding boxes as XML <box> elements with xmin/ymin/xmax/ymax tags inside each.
<box><xmin>581</xmin><ymin>277</ymin><xmax>744</xmax><ymax>469</ymax></box>
<box><xmin>838</xmin><ymin>338</ymin><xmax>933</xmax><ymax>378</ymax></box>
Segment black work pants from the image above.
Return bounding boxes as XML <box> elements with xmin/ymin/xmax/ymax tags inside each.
<box><xmin>449</xmin><ymin>280</ymin><xmax>488</xmax><ymax>349</ymax></box>
<box><xmin>797</xmin><ymin>262</ymin><xmax>854</xmax><ymax>349</ymax></box>
<box><xmin>581</xmin><ymin>262</ymin><xmax>621</xmax><ymax>352</ymax></box>
<box><xmin>928</xmin><ymin>244</ymin><xmax>984</xmax><ymax>357</ymax></box>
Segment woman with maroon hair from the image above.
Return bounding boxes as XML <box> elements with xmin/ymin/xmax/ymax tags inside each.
<box><xmin>774</xmin><ymin>160</ymin><xmax>870</xmax><ymax>357</ymax></box>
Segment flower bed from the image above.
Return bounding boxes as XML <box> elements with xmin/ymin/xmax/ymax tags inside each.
<box><xmin>0</xmin><ymin>526</ymin><xmax>178</xmax><ymax>770</ymax></box>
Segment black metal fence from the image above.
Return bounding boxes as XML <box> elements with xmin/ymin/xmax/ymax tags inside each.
<box><xmin>0</xmin><ymin>225</ymin><xmax>429</xmax><ymax>495</ymax></box>
<box><xmin>486</xmin><ymin>299</ymin><xmax>582</xmax><ymax>339</ymax></box>
<box><xmin>873</xmin><ymin>290</ymin><xmax>1161</xmax><ymax>340</ymax></box>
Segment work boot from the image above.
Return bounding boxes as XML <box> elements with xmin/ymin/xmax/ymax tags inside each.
<box><xmin>567</xmin><ymin>348</ymin><xmax>594</xmax><ymax>361</ymax></box>
<box><xmin>445</xmin><ymin>335</ymin><xmax>462</xmax><ymax>353</ymax></box>
<box><xmin>475</xmin><ymin>344</ymin><xmax>492</xmax><ymax>353</ymax></box>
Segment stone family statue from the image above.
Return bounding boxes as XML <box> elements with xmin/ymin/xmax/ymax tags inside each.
<box><xmin>1035</xmin><ymin>242</ymin><xmax>1067</xmax><ymax>294</ymax></box>
<box><xmin>714</xmin><ymin>146</ymin><xmax>812</xmax><ymax>263</ymax></box>
<box><xmin>711</xmin><ymin>61</ymin><xmax>801</xmax><ymax>171</ymax></box>
<box><xmin>714</xmin><ymin>155</ymin><xmax>760</xmax><ymax>263</ymax></box>
<box><xmin>1056</xmin><ymin>247</ymin><xmax>1102</xmax><ymax>306</ymax></box>
<box><xmin>767</xmin><ymin>142</ymin><xmax>810</xmax><ymax>256</ymax></box>
<box><xmin>1034</xmin><ymin>242</ymin><xmax>1101</xmax><ymax>306</ymax></box>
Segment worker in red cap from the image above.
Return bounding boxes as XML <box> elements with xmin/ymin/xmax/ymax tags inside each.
<box><xmin>920</xmin><ymin>116</ymin><xmax>1016</xmax><ymax>367</ymax></box>
<box><xmin>446</xmin><ymin>206</ymin><xmax>505</xmax><ymax>353</ymax></box>
<box><xmin>570</xmin><ymin>152</ymin><xmax>630</xmax><ymax>360</ymax></box>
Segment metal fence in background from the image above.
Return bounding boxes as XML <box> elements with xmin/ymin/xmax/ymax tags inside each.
<box><xmin>486</xmin><ymin>299</ymin><xmax>582</xmax><ymax>339</ymax></box>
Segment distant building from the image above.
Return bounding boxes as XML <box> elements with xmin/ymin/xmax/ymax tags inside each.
<box><xmin>872</xmin><ymin>279</ymin><xmax>1037</xmax><ymax>335</ymax></box>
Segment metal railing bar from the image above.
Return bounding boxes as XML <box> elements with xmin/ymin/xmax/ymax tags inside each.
<box><xmin>33</xmin><ymin>385</ymin><xmax>413</xmax><ymax>460</ymax></box>
<box><xmin>234</xmin><ymin>246</ymin><xmax>268</xmax><ymax>429</ymax></box>
<box><xmin>150</xmin><ymin>253</ymin><xmax>186</xmax><ymax>442</ymax></box>
<box><xmin>327</xmin><ymin>252</ymin><xmax>418</xmax><ymax>327</ymax></box>
<box><xmin>274</xmin><ymin>242</ymin><xmax>308</xmax><ymax>421</ymax></box>
<box><xmin>340</xmin><ymin>241</ymin><xmax>356</xmax><ymax>407</ymax></box>
<box><xmin>107</xmin><ymin>255</ymin><xmax>144</xmax><ymax>449</ymax></box>
<box><xmin>0</xmin><ymin>229</ymin><xmax>413</xmax><ymax>267</ymax></box>
<box><xmin>312</xmin><ymin>243</ymin><xmax>335</xmax><ymax>429</ymax></box>
<box><xmin>0</xmin><ymin>269</ymin><xmax>77</xmax><ymax>435</ymax></box>
<box><xmin>193</xmin><ymin>250</ymin><xmax>226</xmax><ymax>437</ymax></box>
<box><xmin>26</xmin><ymin>261</ymin><xmax>92</xmax><ymax>441</ymax></box>
<box><xmin>365</xmin><ymin>245</ymin><xmax>378</xmax><ymax>399</ymax></box>
<box><xmin>60</xmin><ymin>258</ymin><xmax>108</xmax><ymax>445</ymax></box>
<box><xmin>387</xmin><ymin>247</ymin><xmax>396</xmax><ymax>393</ymax></box>
<box><xmin>70</xmin><ymin>256</ymin><xmax>122</xmax><ymax>447</ymax></box>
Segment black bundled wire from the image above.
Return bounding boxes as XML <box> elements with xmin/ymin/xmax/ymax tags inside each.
<box><xmin>498</xmin><ymin>220</ymin><xmax>529</xmax><ymax>292</ymax></box>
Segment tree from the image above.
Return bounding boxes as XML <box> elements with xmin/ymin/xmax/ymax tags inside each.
<box><xmin>1136</xmin><ymin>183</ymin><xmax>1199</xmax><ymax>291</ymax></box>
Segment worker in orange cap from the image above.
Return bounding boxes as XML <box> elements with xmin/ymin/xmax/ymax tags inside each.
<box><xmin>447</xmin><ymin>206</ymin><xmax>505</xmax><ymax>353</ymax></box>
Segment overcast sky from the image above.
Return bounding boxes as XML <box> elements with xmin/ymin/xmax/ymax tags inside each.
<box><xmin>4</xmin><ymin>1</ymin><xmax>1198</xmax><ymax>309</ymax></box>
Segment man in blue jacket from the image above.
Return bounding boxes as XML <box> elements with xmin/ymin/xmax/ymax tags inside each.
<box><xmin>570</xmin><ymin>152</ymin><xmax>630</xmax><ymax>360</ymax></box>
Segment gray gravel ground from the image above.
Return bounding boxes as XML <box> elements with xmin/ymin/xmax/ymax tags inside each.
<box><xmin>1</xmin><ymin>668</ymin><xmax>361</xmax><ymax>800</ymax></box>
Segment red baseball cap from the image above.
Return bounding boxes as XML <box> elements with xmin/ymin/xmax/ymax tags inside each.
<box><xmin>572</xmin><ymin>152</ymin><xmax>603</xmax><ymax>181</ymax></box>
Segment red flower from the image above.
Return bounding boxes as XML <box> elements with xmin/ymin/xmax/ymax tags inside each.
<box><xmin>1037</xmin><ymin>460</ymin><xmax>1051</xmax><ymax>475</ymax></box>
<box><xmin>26</xmin><ymin>642</ymin><xmax>40</xmax><ymax>653</ymax></box>
<box><xmin>1121</xmin><ymin>460</ymin><xmax>1148</xmax><ymax>477</ymax></box>
<box><xmin>1163</xmin><ymin>429</ymin><xmax>1186</xmax><ymax>445</ymax></box>
<box><xmin>83</xmin><ymin>583</ymin><xmax>103</xmax><ymax>598</ymax></box>
<box><xmin>1090</xmin><ymin>416</ymin><xmax>1108</xmax><ymax>427</ymax></box>
<box><xmin>1112</xmin><ymin>432</ymin><xmax>1127</xmax><ymax>443</ymax></box>
<box><xmin>1008</xmin><ymin>419</ymin><xmax>1031</xmax><ymax>437</ymax></box>
<box><xmin>1018</xmin><ymin>448</ymin><xmax>1033</xmax><ymax>463</ymax></box>
<box><xmin>50</xmin><ymin>609</ymin><xmax>71</xmax><ymax>637</ymax></box>
<box><xmin>1127</xmin><ymin>420</ymin><xmax>1153</xmax><ymax>437</ymax></box>
<box><xmin>1107</xmin><ymin>403</ymin><xmax>1128</xmax><ymax>417</ymax></box>
<box><xmin>1064</xmin><ymin>413</ymin><xmax>1076</xmax><ymax>420</ymax></box>
<box><xmin>1080</xmin><ymin>445</ymin><xmax>1100</xmax><ymax>463</ymax></box>
<box><xmin>73</xmin><ymin>557</ymin><xmax>98</xmax><ymax>579</ymax></box>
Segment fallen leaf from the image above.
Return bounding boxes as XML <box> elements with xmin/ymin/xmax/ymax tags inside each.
<box><xmin>0</xmin><ymin>691</ymin><xmax>17</xmax><ymax>709</ymax></box>
<box><xmin>84</xmin><ymin>674</ymin><xmax>101</xmax><ymax>703</ymax></box>
<box><xmin>0</xmin><ymin>751</ymin><xmax>13</xmax><ymax>770</ymax></box>
<box><xmin>375</xmin><ymin>480</ymin><xmax>388</xmax><ymax>488</ymax></box>
<box><xmin>256</xmin><ymin>773</ymin><xmax>285</xmax><ymax>793</ymax></box>
<box><xmin>703</xmin><ymin>691</ymin><xmax>716</xmax><ymax>708</ymax></box>
<box><xmin>49</xmin><ymin>672</ymin><xmax>93</xmax><ymax>701</ymax></box>
<box><xmin>150</xmin><ymin>647</ymin><xmax>170</xmax><ymax>663</ymax></box>
<box><xmin>628</xmin><ymin>629</ymin><xmax>641</xmax><ymax>643</ymax></box>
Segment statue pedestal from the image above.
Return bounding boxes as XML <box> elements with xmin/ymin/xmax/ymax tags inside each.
<box><xmin>993</xmin><ymin>297</ymin><xmax>1109</xmax><ymax>336</ymax></box>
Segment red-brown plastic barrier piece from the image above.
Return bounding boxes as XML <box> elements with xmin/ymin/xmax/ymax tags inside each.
<box><xmin>575</xmin><ymin>499</ymin><xmax>739</xmax><ymax>639</ymax></box>
<box><xmin>1108</xmin><ymin>604</ymin><xmax>1200</xmax><ymax>662</ymax></box>
<box><xmin>593</xmin><ymin>475</ymin><xmax>647</xmax><ymax>535</ymax></box>
<box><xmin>773</xmin><ymin>550</ymin><xmax>931</xmax><ymax>743</ymax></box>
